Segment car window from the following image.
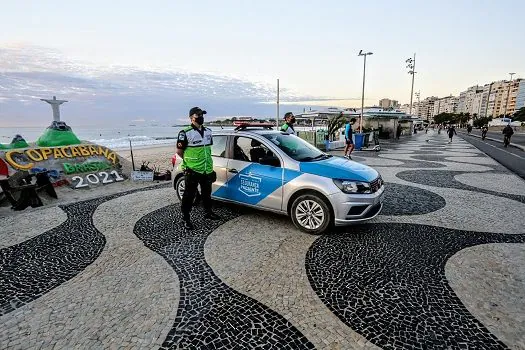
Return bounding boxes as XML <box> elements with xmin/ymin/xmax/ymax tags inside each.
<box><xmin>211</xmin><ymin>135</ymin><xmax>227</xmax><ymax>157</ymax></box>
<box><xmin>233</xmin><ymin>136</ymin><xmax>277</xmax><ymax>164</ymax></box>
<box><xmin>262</xmin><ymin>133</ymin><xmax>330</xmax><ymax>162</ymax></box>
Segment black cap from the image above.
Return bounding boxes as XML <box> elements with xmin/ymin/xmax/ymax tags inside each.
<box><xmin>284</xmin><ymin>112</ymin><xmax>294</xmax><ymax>119</ymax></box>
<box><xmin>189</xmin><ymin>107</ymin><xmax>207</xmax><ymax>117</ymax></box>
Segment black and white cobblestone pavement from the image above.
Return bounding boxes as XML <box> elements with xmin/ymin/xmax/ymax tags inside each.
<box><xmin>0</xmin><ymin>131</ymin><xmax>523</xmax><ymax>349</ymax></box>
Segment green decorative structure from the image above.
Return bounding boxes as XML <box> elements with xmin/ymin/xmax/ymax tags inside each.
<box><xmin>36</xmin><ymin>121</ymin><xmax>81</xmax><ymax>147</ymax></box>
<box><xmin>0</xmin><ymin>135</ymin><xmax>30</xmax><ymax>150</ymax></box>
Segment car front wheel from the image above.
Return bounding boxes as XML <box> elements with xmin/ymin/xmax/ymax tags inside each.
<box><xmin>290</xmin><ymin>194</ymin><xmax>332</xmax><ymax>234</ymax></box>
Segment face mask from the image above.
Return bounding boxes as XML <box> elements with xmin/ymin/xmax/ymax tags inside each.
<box><xmin>290</xmin><ymin>117</ymin><xmax>296</xmax><ymax>124</ymax></box>
<box><xmin>195</xmin><ymin>116</ymin><xmax>204</xmax><ymax>125</ymax></box>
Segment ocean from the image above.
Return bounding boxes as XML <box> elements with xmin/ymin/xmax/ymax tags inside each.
<box><xmin>0</xmin><ymin>125</ymin><xmax>325</xmax><ymax>150</ymax></box>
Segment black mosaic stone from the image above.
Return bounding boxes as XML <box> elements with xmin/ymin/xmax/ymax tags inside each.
<box><xmin>402</xmin><ymin>150</ymin><xmax>445</xmax><ymax>155</ymax></box>
<box><xmin>133</xmin><ymin>204</ymin><xmax>315</xmax><ymax>350</ymax></box>
<box><xmin>382</xmin><ymin>183</ymin><xmax>446</xmax><ymax>215</ymax></box>
<box><xmin>411</xmin><ymin>154</ymin><xmax>487</xmax><ymax>162</ymax></box>
<box><xmin>306</xmin><ymin>223</ymin><xmax>525</xmax><ymax>349</ymax></box>
<box><xmin>396</xmin><ymin>170</ymin><xmax>525</xmax><ymax>204</ymax></box>
<box><xmin>0</xmin><ymin>183</ymin><xmax>169</xmax><ymax>316</ymax></box>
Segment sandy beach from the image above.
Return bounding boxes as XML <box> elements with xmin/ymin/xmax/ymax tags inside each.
<box><xmin>117</xmin><ymin>145</ymin><xmax>177</xmax><ymax>173</ymax></box>
<box><xmin>0</xmin><ymin>145</ymin><xmax>177</xmax><ymax>216</ymax></box>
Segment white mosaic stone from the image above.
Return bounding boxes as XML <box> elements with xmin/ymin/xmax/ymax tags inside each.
<box><xmin>446</xmin><ymin>244</ymin><xmax>525</xmax><ymax>349</ymax></box>
<box><xmin>205</xmin><ymin>214</ymin><xmax>379</xmax><ymax>350</ymax></box>
<box><xmin>0</xmin><ymin>188</ymin><xmax>180</xmax><ymax>349</ymax></box>
<box><xmin>0</xmin><ymin>206</ymin><xmax>67</xmax><ymax>249</ymax></box>
<box><xmin>454</xmin><ymin>172</ymin><xmax>525</xmax><ymax>196</ymax></box>
<box><xmin>375</xmin><ymin>169</ymin><xmax>525</xmax><ymax>234</ymax></box>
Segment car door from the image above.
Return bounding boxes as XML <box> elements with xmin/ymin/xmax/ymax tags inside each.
<box><xmin>216</xmin><ymin>135</ymin><xmax>284</xmax><ymax>210</ymax></box>
<box><xmin>209</xmin><ymin>134</ymin><xmax>229</xmax><ymax>196</ymax></box>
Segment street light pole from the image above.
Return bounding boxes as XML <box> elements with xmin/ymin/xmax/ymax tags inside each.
<box><xmin>406</xmin><ymin>53</ymin><xmax>416</xmax><ymax>115</ymax></box>
<box><xmin>276</xmin><ymin>78</ymin><xmax>280</xmax><ymax>127</ymax></box>
<box><xmin>503</xmin><ymin>72</ymin><xmax>515</xmax><ymax>118</ymax></box>
<box><xmin>415</xmin><ymin>91</ymin><xmax>421</xmax><ymax>119</ymax></box>
<box><xmin>358</xmin><ymin>50</ymin><xmax>373</xmax><ymax>133</ymax></box>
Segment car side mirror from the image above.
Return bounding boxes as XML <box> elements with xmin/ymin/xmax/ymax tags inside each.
<box><xmin>259</xmin><ymin>156</ymin><xmax>280</xmax><ymax>167</ymax></box>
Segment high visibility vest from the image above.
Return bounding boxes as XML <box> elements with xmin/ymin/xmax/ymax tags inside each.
<box><xmin>179</xmin><ymin>125</ymin><xmax>214</xmax><ymax>174</ymax></box>
<box><xmin>280</xmin><ymin>123</ymin><xmax>296</xmax><ymax>135</ymax></box>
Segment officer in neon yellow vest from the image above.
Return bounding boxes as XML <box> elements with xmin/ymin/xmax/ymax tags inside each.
<box><xmin>176</xmin><ymin>107</ymin><xmax>219</xmax><ymax>230</ymax></box>
<box><xmin>280</xmin><ymin>112</ymin><xmax>296</xmax><ymax>135</ymax></box>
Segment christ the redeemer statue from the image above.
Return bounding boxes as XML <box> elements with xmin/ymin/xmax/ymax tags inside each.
<box><xmin>40</xmin><ymin>96</ymin><xmax>68</xmax><ymax>122</ymax></box>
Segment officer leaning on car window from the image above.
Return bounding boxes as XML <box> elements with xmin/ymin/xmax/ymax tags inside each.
<box><xmin>176</xmin><ymin>107</ymin><xmax>220</xmax><ymax>230</ymax></box>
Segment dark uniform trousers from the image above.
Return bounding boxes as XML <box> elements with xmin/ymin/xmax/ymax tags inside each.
<box><xmin>181</xmin><ymin>168</ymin><xmax>214</xmax><ymax>219</ymax></box>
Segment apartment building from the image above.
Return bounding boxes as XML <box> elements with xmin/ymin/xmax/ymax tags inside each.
<box><xmin>418</xmin><ymin>97</ymin><xmax>438</xmax><ymax>121</ymax></box>
<box><xmin>516</xmin><ymin>79</ymin><xmax>525</xmax><ymax>111</ymax></box>
<box><xmin>432</xmin><ymin>95</ymin><xmax>459</xmax><ymax>117</ymax></box>
<box><xmin>378</xmin><ymin>98</ymin><xmax>399</xmax><ymax>109</ymax></box>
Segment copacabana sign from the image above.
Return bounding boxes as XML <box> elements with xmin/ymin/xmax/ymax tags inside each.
<box><xmin>0</xmin><ymin>144</ymin><xmax>125</xmax><ymax>190</ymax></box>
<box><xmin>4</xmin><ymin>145</ymin><xmax>118</xmax><ymax>170</ymax></box>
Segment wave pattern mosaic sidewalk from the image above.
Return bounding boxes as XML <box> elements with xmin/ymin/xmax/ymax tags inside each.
<box><xmin>0</xmin><ymin>132</ymin><xmax>524</xmax><ymax>349</ymax></box>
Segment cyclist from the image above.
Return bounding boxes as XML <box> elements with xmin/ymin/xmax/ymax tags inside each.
<box><xmin>502</xmin><ymin>124</ymin><xmax>514</xmax><ymax>147</ymax></box>
<box><xmin>481</xmin><ymin>125</ymin><xmax>488</xmax><ymax>140</ymax></box>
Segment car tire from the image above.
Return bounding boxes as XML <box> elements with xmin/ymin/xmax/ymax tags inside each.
<box><xmin>290</xmin><ymin>194</ymin><xmax>332</xmax><ymax>235</ymax></box>
<box><xmin>175</xmin><ymin>175</ymin><xmax>201</xmax><ymax>205</ymax></box>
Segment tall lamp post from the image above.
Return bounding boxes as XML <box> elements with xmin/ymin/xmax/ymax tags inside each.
<box><xmin>415</xmin><ymin>91</ymin><xmax>421</xmax><ymax>120</ymax></box>
<box><xmin>406</xmin><ymin>53</ymin><xmax>417</xmax><ymax>115</ymax></box>
<box><xmin>503</xmin><ymin>72</ymin><xmax>515</xmax><ymax>118</ymax></box>
<box><xmin>276</xmin><ymin>78</ymin><xmax>280</xmax><ymax>127</ymax></box>
<box><xmin>358</xmin><ymin>50</ymin><xmax>373</xmax><ymax>133</ymax></box>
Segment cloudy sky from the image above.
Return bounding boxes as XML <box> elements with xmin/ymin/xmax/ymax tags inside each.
<box><xmin>1</xmin><ymin>0</ymin><xmax>523</xmax><ymax>126</ymax></box>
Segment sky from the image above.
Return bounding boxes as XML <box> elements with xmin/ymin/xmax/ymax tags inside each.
<box><xmin>0</xmin><ymin>0</ymin><xmax>524</xmax><ymax>126</ymax></box>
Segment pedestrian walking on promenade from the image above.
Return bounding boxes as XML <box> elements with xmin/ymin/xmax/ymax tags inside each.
<box><xmin>448</xmin><ymin>125</ymin><xmax>457</xmax><ymax>143</ymax></box>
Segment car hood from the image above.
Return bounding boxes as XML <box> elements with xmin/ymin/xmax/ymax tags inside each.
<box><xmin>299</xmin><ymin>156</ymin><xmax>379</xmax><ymax>182</ymax></box>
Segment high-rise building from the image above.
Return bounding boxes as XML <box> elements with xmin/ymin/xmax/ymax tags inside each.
<box><xmin>418</xmin><ymin>97</ymin><xmax>438</xmax><ymax>121</ymax></box>
<box><xmin>502</xmin><ymin>79</ymin><xmax>521</xmax><ymax>116</ymax></box>
<box><xmin>398</xmin><ymin>104</ymin><xmax>412</xmax><ymax>114</ymax></box>
<box><xmin>378</xmin><ymin>98</ymin><xmax>399</xmax><ymax>109</ymax></box>
<box><xmin>458</xmin><ymin>85</ymin><xmax>484</xmax><ymax>115</ymax></box>
<box><xmin>486</xmin><ymin>79</ymin><xmax>522</xmax><ymax>117</ymax></box>
<box><xmin>432</xmin><ymin>95</ymin><xmax>459</xmax><ymax>117</ymax></box>
<box><xmin>516</xmin><ymin>79</ymin><xmax>525</xmax><ymax>112</ymax></box>
<box><xmin>479</xmin><ymin>83</ymin><xmax>493</xmax><ymax>118</ymax></box>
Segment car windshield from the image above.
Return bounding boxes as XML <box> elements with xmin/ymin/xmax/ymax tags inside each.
<box><xmin>261</xmin><ymin>133</ymin><xmax>331</xmax><ymax>162</ymax></box>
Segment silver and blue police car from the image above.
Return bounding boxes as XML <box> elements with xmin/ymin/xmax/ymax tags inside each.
<box><xmin>173</xmin><ymin>123</ymin><xmax>384</xmax><ymax>234</ymax></box>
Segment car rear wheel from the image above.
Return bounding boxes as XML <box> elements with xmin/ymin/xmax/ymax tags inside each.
<box><xmin>290</xmin><ymin>194</ymin><xmax>332</xmax><ymax>234</ymax></box>
<box><xmin>175</xmin><ymin>175</ymin><xmax>201</xmax><ymax>205</ymax></box>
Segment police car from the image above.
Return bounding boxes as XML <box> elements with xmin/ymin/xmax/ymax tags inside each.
<box><xmin>173</xmin><ymin>122</ymin><xmax>384</xmax><ymax>234</ymax></box>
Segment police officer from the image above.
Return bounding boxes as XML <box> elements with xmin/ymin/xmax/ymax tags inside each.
<box><xmin>176</xmin><ymin>107</ymin><xmax>219</xmax><ymax>230</ymax></box>
<box><xmin>280</xmin><ymin>112</ymin><xmax>296</xmax><ymax>135</ymax></box>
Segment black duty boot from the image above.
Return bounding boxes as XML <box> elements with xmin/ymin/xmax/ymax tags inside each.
<box><xmin>205</xmin><ymin>211</ymin><xmax>220</xmax><ymax>220</ymax></box>
<box><xmin>183</xmin><ymin>216</ymin><xmax>194</xmax><ymax>230</ymax></box>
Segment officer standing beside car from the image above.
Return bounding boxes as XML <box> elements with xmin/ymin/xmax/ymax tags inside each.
<box><xmin>176</xmin><ymin>107</ymin><xmax>220</xmax><ymax>230</ymax></box>
<box><xmin>280</xmin><ymin>112</ymin><xmax>297</xmax><ymax>135</ymax></box>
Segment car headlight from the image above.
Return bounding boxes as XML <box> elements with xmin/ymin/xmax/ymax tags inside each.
<box><xmin>333</xmin><ymin>179</ymin><xmax>372</xmax><ymax>194</ymax></box>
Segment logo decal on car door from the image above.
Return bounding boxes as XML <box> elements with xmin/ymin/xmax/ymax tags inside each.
<box><xmin>239</xmin><ymin>173</ymin><xmax>262</xmax><ymax>197</ymax></box>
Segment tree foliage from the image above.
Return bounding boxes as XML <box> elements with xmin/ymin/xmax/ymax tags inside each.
<box><xmin>327</xmin><ymin>114</ymin><xmax>347</xmax><ymax>141</ymax></box>
<box><xmin>473</xmin><ymin>117</ymin><xmax>493</xmax><ymax>128</ymax></box>
<box><xmin>513</xmin><ymin>107</ymin><xmax>525</xmax><ymax>122</ymax></box>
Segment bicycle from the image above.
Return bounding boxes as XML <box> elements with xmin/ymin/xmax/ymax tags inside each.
<box><xmin>503</xmin><ymin>135</ymin><xmax>511</xmax><ymax>147</ymax></box>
